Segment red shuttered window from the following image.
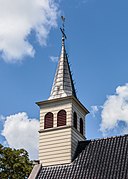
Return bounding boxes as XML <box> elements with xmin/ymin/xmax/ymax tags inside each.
<box><xmin>57</xmin><ymin>110</ymin><xmax>66</xmax><ymax>127</ymax></box>
<box><xmin>73</xmin><ymin>112</ymin><xmax>77</xmax><ymax>129</ymax></box>
<box><xmin>44</xmin><ymin>112</ymin><xmax>53</xmax><ymax>129</ymax></box>
<box><xmin>80</xmin><ymin>118</ymin><xmax>83</xmax><ymax>135</ymax></box>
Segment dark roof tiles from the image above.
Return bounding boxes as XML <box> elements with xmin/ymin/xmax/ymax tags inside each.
<box><xmin>37</xmin><ymin>135</ymin><xmax>128</xmax><ymax>179</ymax></box>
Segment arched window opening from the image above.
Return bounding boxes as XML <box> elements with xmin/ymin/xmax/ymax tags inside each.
<box><xmin>80</xmin><ymin>118</ymin><xmax>83</xmax><ymax>135</ymax></box>
<box><xmin>73</xmin><ymin>112</ymin><xmax>77</xmax><ymax>129</ymax></box>
<box><xmin>44</xmin><ymin>112</ymin><xmax>53</xmax><ymax>129</ymax></box>
<box><xmin>57</xmin><ymin>110</ymin><xmax>66</xmax><ymax>127</ymax></box>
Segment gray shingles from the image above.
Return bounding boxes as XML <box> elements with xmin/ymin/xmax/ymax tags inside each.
<box><xmin>49</xmin><ymin>38</ymin><xmax>77</xmax><ymax>100</ymax></box>
<box><xmin>36</xmin><ymin>135</ymin><xmax>128</xmax><ymax>179</ymax></box>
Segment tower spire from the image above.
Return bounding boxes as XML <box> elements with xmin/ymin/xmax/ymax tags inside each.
<box><xmin>49</xmin><ymin>17</ymin><xmax>77</xmax><ymax>100</ymax></box>
<box><xmin>36</xmin><ymin>17</ymin><xmax>89</xmax><ymax>167</ymax></box>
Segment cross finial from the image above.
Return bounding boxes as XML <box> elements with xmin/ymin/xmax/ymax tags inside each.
<box><xmin>60</xmin><ymin>16</ymin><xmax>67</xmax><ymax>43</ymax></box>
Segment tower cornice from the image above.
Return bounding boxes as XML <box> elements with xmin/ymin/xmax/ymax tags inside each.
<box><xmin>36</xmin><ymin>95</ymin><xmax>89</xmax><ymax>114</ymax></box>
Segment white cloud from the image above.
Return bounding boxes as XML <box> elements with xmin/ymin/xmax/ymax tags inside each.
<box><xmin>91</xmin><ymin>105</ymin><xmax>99</xmax><ymax>117</ymax></box>
<box><xmin>2</xmin><ymin>112</ymin><xmax>39</xmax><ymax>160</ymax></box>
<box><xmin>50</xmin><ymin>56</ymin><xmax>59</xmax><ymax>62</ymax></box>
<box><xmin>0</xmin><ymin>0</ymin><xmax>59</xmax><ymax>62</ymax></box>
<box><xmin>100</xmin><ymin>84</ymin><xmax>128</xmax><ymax>135</ymax></box>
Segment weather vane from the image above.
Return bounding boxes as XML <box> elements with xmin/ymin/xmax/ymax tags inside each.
<box><xmin>60</xmin><ymin>16</ymin><xmax>67</xmax><ymax>40</ymax></box>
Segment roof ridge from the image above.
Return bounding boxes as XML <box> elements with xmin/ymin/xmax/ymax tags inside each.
<box><xmin>90</xmin><ymin>134</ymin><xmax>128</xmax><ymax>142</ymax></box>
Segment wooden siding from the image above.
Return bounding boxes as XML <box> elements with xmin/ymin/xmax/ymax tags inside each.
<box><xmin>72</xmin><ymin>102</ymin><xmax>86</xmax><ymax>137</ymax></box>
<box><xmin>40</xmin><ymin>99</ymin><xmax>72</xmax><ymax>130</ymax></box>
<box><xmin>71</xmin><ymin>128</ymin><xmax>85</xmax><ymax>159</ymax></box>
<box><xmin>38</xmin><ymin>97</ymin><xmax>87</xmax><ymax>166</ymax></box>
<box><xmin>39</xmin><ymin>127</ymin><xmax>72</xmax><ymax>166</ymax></box>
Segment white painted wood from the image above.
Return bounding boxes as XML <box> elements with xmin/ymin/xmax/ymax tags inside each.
<box><xmin>37</xmin><ymin>96</ymin><xmax>88</xmax><ymax>166</ymax></box>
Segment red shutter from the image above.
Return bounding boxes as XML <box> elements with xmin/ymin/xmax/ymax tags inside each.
<box><xmin>73</xmin><ymin>112</ymin><xmax>77</xmax><ymax>129</ymax></box>
<box><xmin>44</xmin><ymin>112</ymin><xmax>53</xmax><ymax>129</ymax></box>
<box><xmin>80</xmin><ymin>118</ymin><xmax>83</xmax><ymax>135</ymax></box>
<box><xmin>57</xmin><ymin>110</ymin><xmax>66</xmax><ymax>127</ymax></box>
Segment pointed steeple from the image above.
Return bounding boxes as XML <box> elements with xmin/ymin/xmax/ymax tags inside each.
<box><xmin>37</xmin><ymin>17</ymin><xmax>89</xmax><ymax>167</ymax></box>
<box><xmin>49</xmin><ymin>18</ymin><xmax>77</xmax><ymax>100</ymax></box>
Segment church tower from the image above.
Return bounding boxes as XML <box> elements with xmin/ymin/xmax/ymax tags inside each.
<box><xmin>36</xmin><ymin>18</ymin><xmax>89</xmax><ymax>166</ymax></box>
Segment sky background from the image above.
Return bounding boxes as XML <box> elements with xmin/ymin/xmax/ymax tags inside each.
<box><xmin>0</xmin><ymin>0</ymin><xmax>128</xmax><ymax>159</ymax></box>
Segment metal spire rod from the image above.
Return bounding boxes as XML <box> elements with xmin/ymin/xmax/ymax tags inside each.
<box><xmin>61</xmin><ymin>16</ymin><xmax>65</xmax><ymax>30</ymax></box>
<box><xmin>60</xmin><ymin>16</ymin><xmax>67</xmax><ymax>39</ymax></box>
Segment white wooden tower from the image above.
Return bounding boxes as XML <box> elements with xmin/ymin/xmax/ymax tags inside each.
<box><xmin>36</xmin><ymin>18</ymin><xmax>89</xmax><ymax>166</ymax></box>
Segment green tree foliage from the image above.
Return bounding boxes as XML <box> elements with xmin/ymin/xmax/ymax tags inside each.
<box><xmin>0</xmin><ymin>144</ymin><xmax>33</xmax><ymax>179</ymax></box>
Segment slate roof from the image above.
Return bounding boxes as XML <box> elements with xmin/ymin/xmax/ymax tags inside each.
<box><xmin>36</xmin><ymin>135</ymin><xmax>128</xmax><ymax>179</ymax></box>
<box><xmin>48</xmin><ymin>36</ymin><xmax>77</xmax><ymax>100</ymax></box>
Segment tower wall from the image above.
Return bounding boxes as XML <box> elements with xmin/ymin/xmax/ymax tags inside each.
<box><xmin>71</xmin><ymin>127</ymin><xmax>85</xmax><ymax>159</ymax></box>
<box><xmin>39</xmin><ymin>98</ymin><xmax>72</xmax><ymax>129</ymax></box>
<box><xmin>37</xmin><ymin>96</ymin><xmax>88</xmax><ymax>166</ymax></box>
<box><xmin>39</xmin><ymin>126</ymin><xmax>72</xmax><ymax>166</ymax></box>
<box><xmin>39</xmin><ymin>97</ymin><xmax>72</xmax><ymax>166</ymax></box>
<box><xmin>72</xmin><ymin>100</ymin><xmax>86</xmax><ymax>136</ymax></box>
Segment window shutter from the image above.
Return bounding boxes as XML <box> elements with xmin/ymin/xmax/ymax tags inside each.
<box><xmin>73</xmin><ymin>112</ymin><xmax>77</xmax><ymax>129</ymax></box>
<box><xmin>57</xmin><ymin>110</ymin><xmax>66</xmax><ymax>127</ymax></box>
<box><xmin>44</xmin><ymin>112</ymin><xmax>53</xmax><ymax>129</ymax></box>
<box><xmin>80</xmin><ymin>118</ymin><xmax>83</xmax><ymax>135</ymax></box>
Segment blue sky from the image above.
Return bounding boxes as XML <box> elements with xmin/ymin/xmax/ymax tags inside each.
<box><xmin>0</xmin><ymin>0</ymin><xmax>128</xmax><ymax>159</ymax></box>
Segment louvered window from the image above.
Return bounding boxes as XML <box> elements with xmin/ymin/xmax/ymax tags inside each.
<box><xmin>44</xmin><ymin>112</ymin><xmax>53</xmax><ymax>129</ymax></box>
<box><xmin>57</xmin><ymin>110</ymin><xmax>66</xmax><ymax>127</ymax></box>
<box><xmin>80</xmin><ymin>118</ymin><xmax>83</xmax><ymax>135</ymax></box>
<box><xmin>73</xmin><ymin>112</ymin><xmax>77</xmax><ymax>129</ymax></box>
